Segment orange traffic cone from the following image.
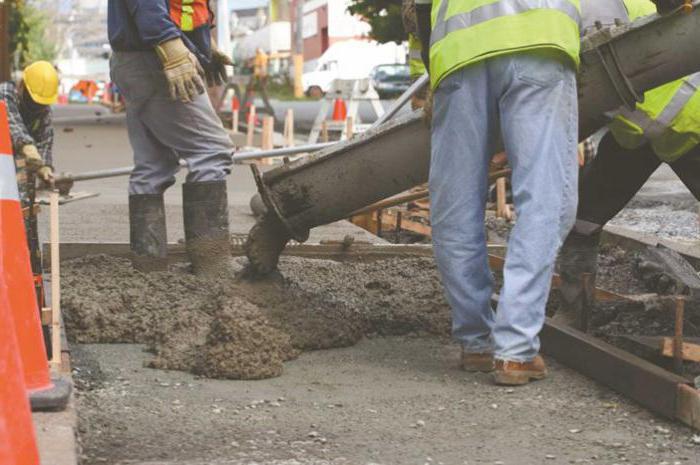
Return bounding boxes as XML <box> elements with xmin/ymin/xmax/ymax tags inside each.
<box><xmin>0</xmin><ymin>267</ymin><xmax>40</xmax><ymax>465</ymax></box>
<box><xmin>231</xmin><ymin>94</ymin><xmax>240</xmax><ymax>112</ymax></box>
<box><xmin>0</xmin><ymin>102</ymin><xmax>70</xmax><ymax>411</ymax></box>
<box><xmin>332</xmin><ymin>97</ymin><xmax>347</xmax><ymax>121</ymax></box>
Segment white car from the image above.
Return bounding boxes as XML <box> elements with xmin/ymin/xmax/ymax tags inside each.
<box><xmin>302</xmin><ymin>40</ymin><xmax>406</xmax><ymax>98</ymax></box>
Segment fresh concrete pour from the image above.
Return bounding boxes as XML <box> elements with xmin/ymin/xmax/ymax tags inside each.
<box><xmin>63</xmin><ymin>255</ymin><xmax>450</xmax><ymax>380</ymax></box>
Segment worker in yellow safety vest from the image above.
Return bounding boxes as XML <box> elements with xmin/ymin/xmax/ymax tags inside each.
<box><xmin>414</xmin><ymin>0</ymin><xmax>582</xmax><ymax>385</ymax></box>
<box><xmin>557</xmin><ymin>0</ymin><xmax>700</xmax><ymax>327</ymax></box>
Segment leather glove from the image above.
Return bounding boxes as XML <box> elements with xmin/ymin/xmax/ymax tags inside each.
<box><xmin>37</xmin><ymin>166</ymin><xmax>54</xmax><ymax>185</ymax></box>
<box><xmin>156</xmin><ymin>37</ymin><xmax>206</xmax><ymax>103</ymax></box>
<box><xmin>207</xmin><ymin>47</ymin><xmax>234</xmax><ymax>87</ymax></box>
<box><xmin>21</xmin><ymin>144</ymin><xmax>44</xmax><ymax>171</ymax></box>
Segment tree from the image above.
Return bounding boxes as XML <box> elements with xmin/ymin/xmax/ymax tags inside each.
<box><xmin>8</xmin><ymin>0</ymin><xmax>57</xmax><ymax>71</ymax></box>
<box><xmin>347</xmin><ymin>0</ymin><xmax>406</xmax><ymax>44</ymax></box>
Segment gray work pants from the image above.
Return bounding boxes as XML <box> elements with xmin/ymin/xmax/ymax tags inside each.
<box><xmin>110</xmin><ymin>51</ymin><xmax>233</xmax><ymax>195</ymax></box>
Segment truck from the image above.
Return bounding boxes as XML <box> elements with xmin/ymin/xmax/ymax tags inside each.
<box><xmin>302</xmin><ymin>40</ymin><xmax>406</xmax><ymax>98</ymax></box>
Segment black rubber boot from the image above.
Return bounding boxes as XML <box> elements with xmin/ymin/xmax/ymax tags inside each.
<box><xmin>555</xmin><ymin>229</ymin><xmax>601</xmax><ymax>329</ymax></box>
<box><xmin>182</xmin><ymin>180</ymin><xmax>234</xmax><ymax>277</ymax></box>
<box><xmin>129</xmin><ymin>194</ymin><xmax>168</xmax><ymax>272</ymax></box>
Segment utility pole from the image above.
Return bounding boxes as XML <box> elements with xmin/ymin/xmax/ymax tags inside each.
<box><xmin>293</xmin><ymin>0</ymin><xmax>304</xmax><ymax>98</ymax></box>
<box><xmin>0</xmin><ymin>0</ymin><xmax>10</xmax><ymax>82</ymax></box>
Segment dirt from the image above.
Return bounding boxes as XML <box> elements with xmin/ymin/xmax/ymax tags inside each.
<box><xmin>62</xmin><ymin>254</ymin><xmax>451</xmax><ymax>380</ymax></box>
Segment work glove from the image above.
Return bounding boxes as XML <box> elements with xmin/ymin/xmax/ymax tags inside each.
<box><xmin>206</xmin><ymin>47</ymin><xmax>234</xmax><ymax>87</ymax></box>
<box><xmin>652</xmin><ymin>0</ymin><xmax>688</xmax><ymax>13</ymax></box>
<box><xmin>21</xmin><ymin>144</ymin><xmax>44</xmax><ymax>171</ymax></box>
<box><xmin>37</xmin><ymin>166</ymin><xmax>54</xmax><ymax>184</ymax></box>
<box><xmin>156</xmin><ymin>37</ymin><xmax>206</xmax><ymax>103</ymax></box>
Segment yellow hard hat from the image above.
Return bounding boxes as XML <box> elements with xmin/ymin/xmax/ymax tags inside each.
<box><xmin>22</xmin><ymin>61</ymin><xmax>59</xmax><ymax>106</ymax></box>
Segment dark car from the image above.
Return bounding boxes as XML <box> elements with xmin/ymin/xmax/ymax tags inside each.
<box><xmin>370</xmin><ymin>64</ymin><xmax>411</xmax><ymax>99</ymax></box>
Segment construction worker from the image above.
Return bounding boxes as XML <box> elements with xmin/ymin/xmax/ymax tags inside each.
<box><xmin>557</xmin><ymin>0</ymin><xmax>699</xmax><ymax>327</ymax></box>
<box><xmin>0</xmin><ymin>61</ymin><xmax>57</xmax><ymax>186</ymax></box>
<box><xmin>414</xmin><ymin>0</ymin><xmax>581</xmax><ymax>386</ymax></box>
<box><xmin>107</xmin><ymin>0</ymin><xmax>235</xmax><ymax>275</ymax></box>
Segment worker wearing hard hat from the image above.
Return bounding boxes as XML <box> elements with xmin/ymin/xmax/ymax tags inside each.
<box><xmin>0</xmin><ymin>61</ymin><xmax>58</xmax><ymax>185</ymax></box>
<box><xmin>557</xmin><ymin>0</ymin><xmax>700</xmax><ymax>327</ymax></box>
<box><xmin>108</xmin><ymin>0</ymin><xmax>235</xmax><ymax>275</ymax></box>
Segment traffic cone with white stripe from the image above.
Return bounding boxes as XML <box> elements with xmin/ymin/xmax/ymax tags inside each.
<box><xmin>0</xmin><ymin>101</ymin><xmax>71</xmax><ymax>411</ymax></box>
<box><xmin>0</xmin><ymin>261</ymin><xmax>40</xmax><ymax>465</ymax></box>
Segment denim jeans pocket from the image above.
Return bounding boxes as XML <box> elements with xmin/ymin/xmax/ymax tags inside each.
<box><xmin>513</xmin><ymin>52</ymin><xmax>566</xmax><ymax>87</ymax></box>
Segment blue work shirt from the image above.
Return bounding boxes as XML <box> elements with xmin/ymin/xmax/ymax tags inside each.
<box><xmin>108</xmin><ymin>0</ymin><xmax>212</xmax><ymax>65</ymax></box>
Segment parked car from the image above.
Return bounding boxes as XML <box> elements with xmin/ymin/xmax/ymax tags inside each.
<box><xmin>302</xmin><ymin>40</ymin><xmax>406</xmax><ymax>98</ymax></box>
<box><xmin>370</xmin><ymin>64</ymin><xmax>411</xmax><ymax>99</ymax></box>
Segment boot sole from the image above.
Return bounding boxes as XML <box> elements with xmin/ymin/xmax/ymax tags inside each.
<box><xmin>493</xmin><ymin>370</ymin><xmax>547</xmax><ymax>386</ymax></box>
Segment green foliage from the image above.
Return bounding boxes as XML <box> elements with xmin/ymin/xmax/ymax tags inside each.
<box><xmin>8</xmin><ymin>0</ymin><xmax>57</xmax><ymax>70</ymax></box>
<box><xmin>347</xmin><ymin>0</ymin><xmax>406</xmax><ymax>44</ymax></box>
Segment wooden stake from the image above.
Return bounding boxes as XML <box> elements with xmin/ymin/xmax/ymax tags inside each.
<box><xmin>674</xmin><ymin>297</ymin><xmax>685</xmax><ymax>374</ymax></box>
<box><xmin>345</xmin><ymin>116</ymin><xmax>354</xmax><ymax>140</ymax></box>
<box><xmin>284</xmin><ymin>109</ymin><xmax>295</xmax><ymax>147</ymax></box>
<box><xmin>262</xmin><ymin>116</ymin><xmax>274</xmax><ymax>150</ymax></box>
<box><xmin>496</xmin><ymin>177</ymin><xmax>512</xmax><ymax>220</ymax></box>
<box><xmin>232</xmin><ymin>109</ymin><xmax>239</xmax><ymax>134</ymax></box>
<box><xmin>49</xmin><ymin>191</ymin><xmax>61</xmax><ymax>369</ymax></box>
<box><xmin>261</xmin><ymin>115</ymin><xmax>275</xmax><ymax>165</ymax></box>
<box><xmin>321</xmin><ymin>120</ymin><xmax>329</xmax><ymax>143</ymax></box>
<box><xmin>246</xmin><ymin>105</ymin><xmax>256</xmax><ymax>147</ymax></box>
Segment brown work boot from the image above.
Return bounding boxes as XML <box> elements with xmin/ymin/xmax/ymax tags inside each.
<box><xmin>493</xmin><ymin>355</ymin><xmax>548</xmax><ymax>386</ymax></box>
<box><xmin>461</xmin><ymin>348</ymin><xmax>495</xmax><ymax>373</ymax></box>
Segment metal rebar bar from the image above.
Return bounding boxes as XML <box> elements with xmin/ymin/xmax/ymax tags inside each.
<box><xmin>54</xmin><ymin>142</ymin><xmax>336</xmax><ymax>184</ymax></box>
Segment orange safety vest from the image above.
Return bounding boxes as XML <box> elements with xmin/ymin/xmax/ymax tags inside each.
<box><xmin>169</xmin><ymin>0</ymin><xmax>210</xmax><ymax>32</ymax></box>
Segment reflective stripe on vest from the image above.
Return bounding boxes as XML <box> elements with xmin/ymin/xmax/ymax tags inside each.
<box><xmin>617</xmin><ymin>73</ymin><xmax>700</xmax><ymax>140</ymax></box>
<box><xmin>0</xmin><ymin>155</ymin><xmax>19</xmax><ymax>201</ymax></box>
<box><xmin>409</xmin><ymin>48</ymin><xmax>422</xmax><ymax>61</ymax></box>
<box><xmin>431</xmin><ymin>0</ymin><xmax>582</xmax><ymax>46</ymax></box>
<box><xmin>170</xmin><ymin>0</ymin><xmax>209</xmax><ymax>32</ymax></box>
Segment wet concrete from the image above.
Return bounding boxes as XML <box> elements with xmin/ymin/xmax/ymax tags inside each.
<box><xmin>62</xmin><ymin>254</ymin><xmax>449</xmax><ymax>380</ymax></box>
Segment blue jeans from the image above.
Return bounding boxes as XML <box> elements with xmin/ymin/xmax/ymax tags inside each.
<box><xmin>429</xmin><ymin>51</ymin><xmax>578</xmax><ymax>362</ymax></box>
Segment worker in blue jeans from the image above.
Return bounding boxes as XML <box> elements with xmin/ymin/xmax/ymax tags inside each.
<box><xmin>415</xmin><ymin>0</ymin><xmax>580</xmax><ymax>385</ymax></box>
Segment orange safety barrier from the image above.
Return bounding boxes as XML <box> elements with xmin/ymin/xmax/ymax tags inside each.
<box><xmin>0</xmin><ymin>271</ymin><xmax>40</xmax><ymax>465</ymax></box>
<box><xmin>0</xmin><ymin>102</ymin><xmax>40</xmax><ymax>465</ymax></box>
<box><xmin>332</xmin><ymin>97</ymin><xmax>347</xmax><ymax>121</ymax></box>
<box><xmin>0</xmin><ymin>102</ymin><xmax>52</xmax><ymax>392</ymax></box>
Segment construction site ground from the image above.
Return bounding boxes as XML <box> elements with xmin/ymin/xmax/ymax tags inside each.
<box><xmin>43</xmin><ymin>105</ymin><xmax>699</xmax><ymax>465</ymax></box>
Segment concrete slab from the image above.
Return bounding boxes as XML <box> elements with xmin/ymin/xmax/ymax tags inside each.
<box><xmin>33</xmin><ymin>399</ymin><xmax>79</xmax><ymax>465</ymax></box>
